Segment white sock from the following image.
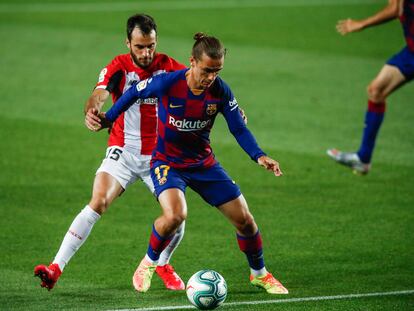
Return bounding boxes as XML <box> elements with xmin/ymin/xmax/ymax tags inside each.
<box><xmin>144</xmin><ymin>254</ymin><xmax>158</xmax><ymax>265</ymax></box>
<box><xmin>157</xmin><ymin>221</ymin><xmax>185</xmax><ymax>266</ymax></box>
<box><xmin>250</xmin><ymin>267</ymin><xmax>268</xmax><ymax>277</ymax></box>
<box><xmin>53</xmin><ymin>205</ymin><xmax>100</xmax><ymax>271</ymax></box>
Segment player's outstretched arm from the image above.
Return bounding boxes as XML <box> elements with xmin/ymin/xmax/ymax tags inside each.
<box><xmin>105</xmin><ymin>75</ymin><xmax>162</xmax><ymax>123</ymax></box>
<box><xmin>239</xmin><ymin>108</ymin><xmax>248</xmax><ymax>125</ymax></box>
<box><xmin>336</xmin><ymin>0</ymin><xmax>401</xmax><ymax>35</ymax></box>
<box><xmin>257</xmin><ymin>155</ymin><xmax>283</xmax><ymax>177</ymax></box>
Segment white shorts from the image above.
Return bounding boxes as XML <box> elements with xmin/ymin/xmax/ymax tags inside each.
<box><xmin>96</xmin><ymin>146</ymin><xmax>155</xmax><ymax>192</ymax></box>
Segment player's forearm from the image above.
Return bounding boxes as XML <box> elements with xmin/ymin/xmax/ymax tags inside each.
<box><xmin>232</xmin><ymin>126</ymin><xmax>266</xmax><ymax>162</ymax></box>
<box><xmin>360</xmin><ymin>0</ymin><xmax>400</xmax><ymax>29</ymax></box>
<box><xmin>84</xmin><ymin>89</ymin><xmax>109</xmax><ymax>115</ymax></box>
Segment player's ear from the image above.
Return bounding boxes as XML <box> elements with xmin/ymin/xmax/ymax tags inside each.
<box><xmin>126</xmin><ymin>38</ymin><xmax>131</xmax><ymax>49</ymax></box>
<box><xmin>189</xmin><ymin>56</ymin><xmax>196</xmax><ymax>67</ymax></box>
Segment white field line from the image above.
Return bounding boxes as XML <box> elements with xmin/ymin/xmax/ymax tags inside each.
<box><xmin>107</xmin><ymin>289</ymin><xmax>414</xmax><ymax>311</ymax></box>
<box><xmin>0</xmin><ymin>0</ymin><xmax>383</xmax><ymax>13</ymax></box>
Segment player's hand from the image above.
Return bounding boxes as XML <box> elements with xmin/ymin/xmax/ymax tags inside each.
<box><xmin>98</xmin><ymin>112</ymin><xmax>113</xmax><ymax>130</ymax></box>
<box><xmin>257</xmin><ymin>155</ymin><xmax>283</xmax><ymax>177</ymax></box>
<box><xmin>239</xmin><ymin>108</ymin><xmax>248</xmax><ymax>125</ymax></box>
<box><xmin>85</xmin><ymin>108</ymin><xmax>102</xmax><ymax>131</ymax></box>
<box><xmin>336</xmin><ymin>19</ymin><xmax>364</xmax><ymax>35</ymax></box>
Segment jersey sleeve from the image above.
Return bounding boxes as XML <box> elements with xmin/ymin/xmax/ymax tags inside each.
<box><xmin>105</xmin><ymin>71</ymin><xmax>178</xmax><ymax>122</ymax></box>
<box><xmin>220</xmin><ymin>80</ymin><xmax>266</xmax><ymax>162</ymax></box>
<box><xmin>157</xmin><ymin>54</ymin><xmax>187</xmax><ymax>72</ymax></box>
<box><xmin>95</xmin><ymin>57</ymin><xmax>123</xmax><ymax>91</ymax></box>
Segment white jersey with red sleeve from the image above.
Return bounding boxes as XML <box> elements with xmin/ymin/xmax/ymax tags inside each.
<box><xmin>95</xmin><ymin>53</ymin><xmax>186</xmax><ymax>156</ymax></box>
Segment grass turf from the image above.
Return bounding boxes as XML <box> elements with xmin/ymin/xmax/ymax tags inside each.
<box><xmin>0</xmin><ymin>0</ymin><xmax>413</xmax><ymax>310</ymax></box>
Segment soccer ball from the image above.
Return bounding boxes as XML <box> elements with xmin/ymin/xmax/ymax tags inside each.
<box><xmin>186</xmin><ymin>270</ymin><xmax>227</xmax><ymax>310</ymax></box>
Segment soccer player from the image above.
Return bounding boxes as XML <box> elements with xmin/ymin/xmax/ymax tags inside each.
<box><xmin>34</xmin><ymin>14</ymin><xmax>187</xmax><ymax>291</ymax></box>
<box><xmin>327</xmin><ymin>0</ymin><xmax>414</xmax><ymax>174</ymax></box>
<box><xmin>102</xmin><ymin>32</ymin><xmax>289</xmax><ymax>294</ymax></box>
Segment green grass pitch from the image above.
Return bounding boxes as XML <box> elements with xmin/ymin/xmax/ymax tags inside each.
<box><xmin>0</xmin><ymin>0</ymin><xmax>413</xmax><ymax>310</ymax></box>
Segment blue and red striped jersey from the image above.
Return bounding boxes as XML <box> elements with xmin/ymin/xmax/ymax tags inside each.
<box><xmin>106</xmin><ymin>69</ymin><xmax>265</xmax><ymax>169</ymax></box>
<box><xmin>401</xmin><ymin>0</ymin><xmax>414</xmax><ymax>52</ymax></box>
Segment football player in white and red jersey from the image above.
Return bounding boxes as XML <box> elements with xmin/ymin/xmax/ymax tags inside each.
<box><xmin>34</xmin><ymin>14</ymin><xmax>186</xmax><ymax>291</ymax></box>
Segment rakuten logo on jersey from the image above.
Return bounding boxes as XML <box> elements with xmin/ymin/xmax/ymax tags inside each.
<box><xmin>169</xmin><ymin>116</ymin><xmax>211</xmax><ymax>132</ymax></box>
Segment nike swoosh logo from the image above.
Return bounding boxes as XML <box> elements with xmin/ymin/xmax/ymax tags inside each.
<box><xmin>169</xmin><ymin>103</ymin><xmax>183</xmax><ymax>108</ymax></box>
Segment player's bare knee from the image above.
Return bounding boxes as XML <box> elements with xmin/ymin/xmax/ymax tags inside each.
<box><xmin>367</xmin><ymin>83</ymin><xmax>385</xmax><ymax>103</ymax></box>
<box><xmin>236</xmin><ymin>213</ymin><xmax>256</xmax><ymax>236</ymax></box>
<box><xmin>164</xmin><ymin>212</ymin><xmax>186</xmax><ymax>228</ymax></box>
<box><xmin>89</xmin><ymin>196</ymin><xmax>110</xmax><ymax>215</ymax></box>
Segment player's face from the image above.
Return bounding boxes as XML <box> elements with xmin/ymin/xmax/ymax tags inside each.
<box><xmin>127</xmin><ymin>28</ymin><xmax>157</xmax><ymax>68</ymax></box>
<box><xmin>190</xmin><ymin>53</ymin><xmax>224</xmax><ymax>89</ymax></box>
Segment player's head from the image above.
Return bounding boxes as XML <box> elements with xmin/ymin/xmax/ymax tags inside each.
<box><xmin>126</xmin><ymin>14</ymin><xmax>157</xmax><ymax>68</ymax></box>
<box><xmin>190</xmin><ymin>33</ymin><xmax>226</xmax><ymax>89</ymax></box>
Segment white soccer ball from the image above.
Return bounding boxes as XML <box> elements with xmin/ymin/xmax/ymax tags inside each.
<box><xmin>186</xmin><ymin>270</ymin><xmax>227</xmax><ymax>310</ymax></box>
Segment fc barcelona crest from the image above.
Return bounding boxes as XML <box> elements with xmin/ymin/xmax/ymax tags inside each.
<box><xmin>206</xmin><ymin>103</ymin><xmax>217</xmax><ymax>116</ymax></box>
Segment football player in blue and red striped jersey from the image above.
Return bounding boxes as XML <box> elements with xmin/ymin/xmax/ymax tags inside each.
<box><xmin>327</xmin><ymin>0</ymin><xmax>414</xmax><ymax>174</ymax></box>
<box><xmin>102</xmin><ymin>32</ymin><xmax>288</xmax><ymax>294</ymax></box>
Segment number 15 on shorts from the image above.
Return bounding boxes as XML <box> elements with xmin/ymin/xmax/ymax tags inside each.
<box><xmin>105</xmin><ymin>147</ymin><xmax>123</xmax><ymax>161</ymax></box>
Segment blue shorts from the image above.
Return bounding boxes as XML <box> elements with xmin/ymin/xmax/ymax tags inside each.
<box><xmin>151</xmin><ymin>161</ymin><xmax>241</xmax><ymax>207</ymax></box>
<box><xmin>386</xmin><ymin>46</ymin><xmax>414</xmax><ymax>81</ymax></box>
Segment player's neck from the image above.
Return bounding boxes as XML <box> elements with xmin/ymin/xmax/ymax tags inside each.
<box><xmin>186</xmin><ymin>69</ymin><xmax>205</xmax><ymax>95</ymax></box>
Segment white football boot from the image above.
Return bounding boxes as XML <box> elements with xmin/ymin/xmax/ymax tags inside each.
<box><xmin>327</xmin><ymin>149</ymin><xmax>370</xmax><ymax>175</ymax></box>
